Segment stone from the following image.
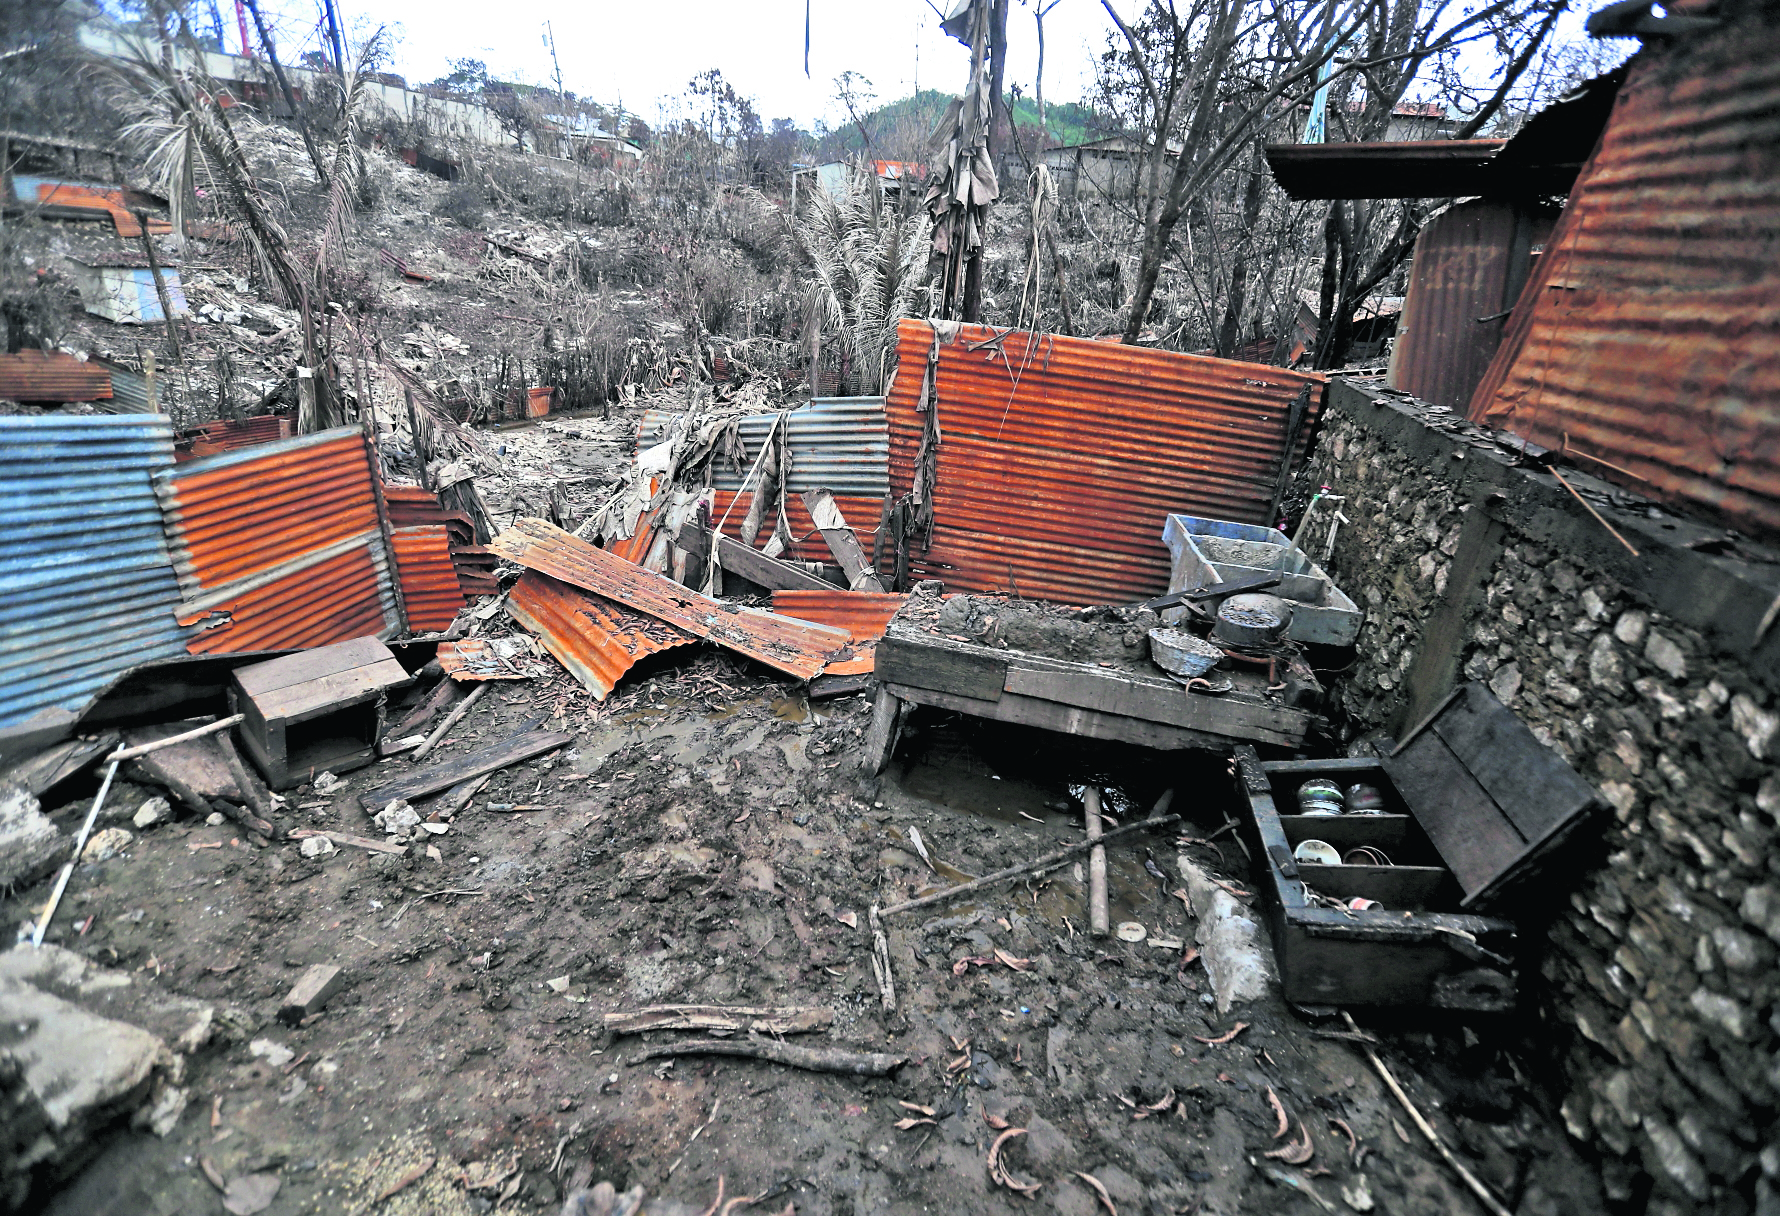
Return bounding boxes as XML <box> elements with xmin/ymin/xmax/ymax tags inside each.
<box><xmin>1758</xmin><ymin>774</ymin><xmax>1780</xmax><ymax>821</ymax></box>
<box><xmin>81</xmin><ymin>826</ymin><xmax>133</xmax><ymax>863</ymax></box>
<box><xmin>1645</xmin><ymin>1121</ymin><xmax>1711</xmax><ymax>1201</ymax></box>
<box><xmin>278</xmin><ymin>964</ymin><xmax>345</xmax><ymax>1025</ymax></box>
<box><xmin>1689</xmin><ymin>988</ymin><xmax>1752</xmax><ymax>1040</ymax></box>
<box><xmin>1603</xmin><ymin>1069</ymin><xmax>1641</xmax><ymax>1125</ymax></box>
<box><xmin>132</xmin><ymin>797</ymin><xmax>170</xmax><ymax>830</ymax></box>
<box><xmin>1581</xmin><ymin>588</ymin><xmax>1609</xmax><ymax>621</ymax></box>
<box><xmin>1022</xmin><ymin>1114</ymin><xmax>1075</xmax><ymax>1166</ymax></box>
<box><xmin>1730</xmin><ymin>694</ymin><xmax>1778</xmax><ymax>759</ymax></box>
<box><xmin>1614</xmin><ymin>610</ymin><xmax>1648</xmax><ymax>647</ymax></box>
<box><xmin>249</xmin><ymin>1037</ymin><xmax>295</xmax><ymax>1068</ymax></box>
<box><xmin>1655</xmin><ymin>754</ymin><xmax>1689</xmax><ymax>790</ymax></box>
<box><xmin>298</xmin><ymin>835</ymin><xmax>335</xmax><ymax>859</ymax></box>
<box><xmin>1600</xmin><ymin>782</ymin><xmax>1638</xmax><ymax>819</ymax></box>
<box><xmin>1588</xmin><ymin>635</ymin><xmax>1625</xmax><ymax>691</ymax></box>
<box><xmin>1644</xmin><ymin>632</ymin><xmax>1688</xmax><ymax>681</ymax></box>
<box><xmin>1634</xmin><ymin>678</ymin><xmax>1689</xmax><ymax>720</ymax></box>
<box><xmin>140</xmin><ymin>1082</ymin><xmax>188</xmax><ymax>1137</ymax></box>
<box><xmin>0</xmin><ymin>784</ymin><xmax>62</xmax><ymax>889</ymax></box>
<box><xmin>205</xmin><ymin>811</ymin><xmax>227</xmax><ymax>826</ymax></box>
<box><xmin>1740</xmin><ymin>885</ymin><xmax>1780</xmax><ymax>942</ymax></box>
<box><xmin>1489</xmin><ymin>663</ymin><xmax>1522</xmax><ymax>703</ymax></box>
<box><xmin>373</xmin><ymin>799</ymin><xmax>421</xmax><ymax>838</ymax></box>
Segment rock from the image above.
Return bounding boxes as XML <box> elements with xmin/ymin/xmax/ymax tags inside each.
<box><xmin>1489</xmin><ymin>662</ymin><xmax>1522</xmax><ymax>703</ymax></box>
<box><xmin>373</xmin><ymin>799</ymin><xmax>421</xmax><ymax>838</ymax></box>
<box><xmin>1340</xmin><ymin>1174</ymin><xmax>1375</xmax><ymax>1212</ymax></box>
<box><xmin>1613</xmin><ymin>610</ymin><xmax>1648</xmax><ymax>647</ymax></box>
<box><xmin>1023</xmin><ymin>1114</ymin><xmax>1075</xmax><ymax>1167</ymax></box>
<box><xmin>206</xmin><ymin>811</ymin><xmax>227</xmax><ymax>826</ymax></box>
<box><xmin>1689</xmin><ymin>988</ymin><xmax>1752</xmax><ymax>1039</ymax></box>
<box><xmin>249</xmin><ymin>1038</ymin><xmax>295</xmax><ymax>1067</ymax></box>
<box><xmin>138</xmin><ymin>1082</ymin><xmax>187</xmax><ymax>1137</ymax></box>
<box><xmin>0</xmin><ymin>784</ymin><xmax>62</xmax><ymax>890</ymax></box>
<box><xmin>81</xmin><ymin>827</ymin><xmax>133</xmax><ymax>863</ymax></box>
<box><xmin>222</xmin><ymin>1172</ymin><xmax>281</xmax><ymax>1215</ymax></box>
<box><xmin>1178</xmin><ymin>855</ymin><xmax>1271</xmax><ymax>1013</ymax></box>
<box><xmin>299</xmin><ymin>835</ymin><xmax>335</xmax><ymax>859</ymax></box>
<box><xmin>1645</xmin><ymin>1120</ymin><xmax>1710</xmax><ymax>1201</ymax></box>
<box><xmin>1643</xmin><ymin>631</ymin><xmax>1688</xmax><ymax>681</ymax></box>
<box><xmin>132</xmin><ymin>797</ymin><xmax>170</xmax><ymax>829</ymax></box>
<box><xmin>1730</xmin><ymin>694</ymin><xmax>1778</xmax><ymax>759</ymax></box>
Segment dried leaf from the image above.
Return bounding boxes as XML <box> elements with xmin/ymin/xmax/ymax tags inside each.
<box><xmin>898</xmin><ymin>1101</ymin><xmax>936</xmax><ymax>1116</ymax></box>
<box><xmin>834</xmin><ymin>909</ymin><xmax>858</xmax><ymax>929</ymax></box>
<box><xmin>1263</xmin><ymin>1122</ymin><xmax>1315</xmax><ymax>1165</ymax></box>
<box><xmin>1392</xmin><ymin>1117</ymin><xmax>1412</xmax><ymax>1144</ymax></box>
<box><xmin>983</xmin><ymin>1110</ymin><xmax>1010</xmax><ymax>1130</ymax></box>
<box><xmin>993</xmin><ymin>948</ymin><xmax>1031</xmax><ymax>972</ymax></box>
<box><xmin>1073</xmin><ymin>1171</ymin><xmax>1118</xmax><ymax>1216</ymax></box>
<box><xmin>1266</xmin><ymin>1086</ymin><xmax>1290</xmax><ymax>1139</ymax></box>
<box><xmin>372</xmin><ymin>1156</ymin><xmax>434</xmax><ymax>1204</ymax></box>
<box><xmin>1329</xmin><ymin>1117</ymin><xmax>1359</xmax><ymax>1163</ymax></box>
<box><xmin>1133</xmin><ymin>1088</ymin><xmax>1175</xmax><ymax>1119</ymax></box>
<box><xmin>895</xmin><ymin>1117</ymin><xmax>937</xmax><ymax>1130</ymax></box>
<box><xmin>987</xmin><ymin>1127</ymin><xmax>1042</xmax><ymax>1195</ymax></box>
<box><xmin>1191</xmin><ymin>1021</ymin><xmax>1250</xmax><ymax>1045</ymax></box>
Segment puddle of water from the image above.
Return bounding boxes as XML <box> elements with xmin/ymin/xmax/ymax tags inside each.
<box><xmin>770</xmin><ymin>695</ymin><xmax>810</xmax><ymax>724</ymax></box>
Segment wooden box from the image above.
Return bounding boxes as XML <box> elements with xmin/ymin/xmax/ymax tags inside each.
<box><xmin>229</xmin><ymin>636</ymin><xmax>412</xmax><ymax>789</ymax></box>
<box><xmin>1232</xmin><ymin>681</ymin><xmax>1601</xmax><ymax>1010</ymax></box>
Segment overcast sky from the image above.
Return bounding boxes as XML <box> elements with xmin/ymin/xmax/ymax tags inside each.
<box><xmin>242</xmin><ymin>0</ymin><xmax>1118</xmax><ymax>130</ymax></box>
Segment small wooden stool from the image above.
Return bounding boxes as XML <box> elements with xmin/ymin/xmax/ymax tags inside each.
<box><xmin>230</xmin><ymin>636</ymin><xmax>411</xmax><ymax>789</ymax></box>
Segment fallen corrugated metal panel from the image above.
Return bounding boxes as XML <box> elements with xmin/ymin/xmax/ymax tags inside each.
<box><xmin>507</xmin><ymin>569</ymin><xmax>696</xmax><ymax>699</ymax></box>
<box><xmin>1468</xmin><ymin>16</ymin><xmax>1780</xmax><ymax>538</ymax></box>
<box><xmin>89</xmin><ymin>360</ymin><xmax>153</xmax><ymax>412</ymax></box>
<box><xmin>489</xmin><ymin>518</ymin><xmax>851</xmax><ymax>679</ymax></box>
<box><xmin>390</xmin><ymin>525</ymin><xmax>466</xmax><ymax>632</ymax></box>
<box><xmin>382</xmin><ymin>484</ymin><xmax>491</xmax><ymax>596</ymax></box>
<box><xmin>769</xmin><ymin>590</ymin><xmax>907</xmax><ymax>641</ymax></box>
<box><xmin>174</xmin><ymin>415</ymin><xmax>292</xmax><ymax>460</ymax></box>
<box><xmin>155</xmin><ymin>427</ymin><xmax>402</xmax><ymax>652</ymax></box>
<box><xmin>637</xmin><ymin>397</ymin><xmax>890</xmax><ymax>496</ymax></box>
<box><xmin>0</xmin><ymin>416</ymin><xmax>191</xmax><ymax>730</ymax></box>
<box><xmin>1386</xmin><ymin>199</ymin><xmax>1558</xmax><ymax>411</ymax></box>
<box><xmin>437</xmin><ymin>637</ymin><xmax>550</xmax><ymax>680</ymax></box>
<box><xmin>9</xmin><ymin>175</ymin><xmax>171</xmax><ymax>237</ymax></box>
<box><xmin>884</xmin><ymin>319</ymin><xmax>1326</xmax><ymax>604</ymax></box>
<box><xmin>0</xmin><ymin>350</ymin><xmax>112</xmax><ymax>402</ymax></box>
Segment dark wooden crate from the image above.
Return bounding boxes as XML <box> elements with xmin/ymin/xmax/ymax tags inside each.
<box><xmin>229</xmin><ymin>636</ymin><xmax>411</xmax><ymax>789</ymax></box>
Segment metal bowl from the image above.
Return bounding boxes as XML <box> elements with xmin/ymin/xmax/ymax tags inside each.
<box><xmin>1292</xmin><ymin>839</ymin><xmax>1341</xmax><ymax>866</ymax></box>
<box><xmin>1147</xmin><ymin>626</ymin><xmax>1223</xmax><ymax>679</ymax></box>
<box><xmin>1212</xmin><ymin>593</ymin><xmax>1293</xmax><ymax>648</ymax></box>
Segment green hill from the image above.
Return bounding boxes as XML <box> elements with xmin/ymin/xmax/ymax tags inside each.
<box><xmin>816</xmin><ymin>90</ymin><xmax>1118</xmax><ymax>160</ymax></box>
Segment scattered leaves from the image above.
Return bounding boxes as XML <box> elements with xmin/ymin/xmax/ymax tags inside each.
<box><xmin>1266</xmin><ymin>1086</ymin><xmax>1290</xmax><ymax>1139</ymax></box>
<box><xmin>1073</xmin><ymin>1171</ymin><xmax>1118</xmax><ymax>1215</ymax></box>
<box><xmin>1329</xmin><ymin>1117</ymin><xmax>1359</xmax><ymax>1164</ymax></box>
<box><xmin>898</xmin><ymin>1101</ymin><xmax>936</xmax><ymax>1117</ymax></box>
<box><xmin>371</xmin><ymin>1156</ymin><xmax>434</xmax><ymax>1205</ymax></box>
<box><xmin>984</xmin><ymin>1110</ymin><xmax>1011</xmax><ymax>1130</ymax></box>
<box><xmin>1264</xmin><ymin>1122</ymin><xmax>1315</xmax><ymax>1165</ymax></box>
<box><xmin>895</xmin><ymin>1117</ymin><xmax>937</xmax><ymax>1130</ymax></box>
<box><xmin>993</xmin><ymin>948</ymin><xmax>1031</xmax><ymax>972</ymax></box>
<box><xmin>986</xmin><ymin>1128</ymin><xmax>1042</xmax><ymax>1196</ymax></box>
<box><xmin>1132</xmin><ymin>1088</ymin><xmax>1175</xmax><ymax>1120</ymax></box>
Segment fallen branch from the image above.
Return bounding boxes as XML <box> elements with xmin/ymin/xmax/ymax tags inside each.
<box><xmin>1341</xmin><ymin>1011</ymin><xmax>1512</xmax><ymax>1216</ymax></box>
<box><xmin>878</xmin><ymin>815</ymin><xmax>1182</xmax><ymax>919</ymax></box>
<box><xmin>633</xmin><ymin>1038</ymin><xmax>906</xmax><ymax>1077</ymax></box>
<box><xmin>107</xmin><ymin>714</ymin><xmax>245</xmax><ymax>762</ymax></box>
<box><xmin>412</xmin><ymin>682</ymin><xmax>485</xmax><ymax>761</ymax></box>
<box><xmin>605</xmin><ymin>1005</ymin><xmax>834</xmax><ymax>1036</ymax></box>
<box><xmin>868</xmin><ymin>904</ymin><xmax>897</xmax><ymax>1013</ymax></box>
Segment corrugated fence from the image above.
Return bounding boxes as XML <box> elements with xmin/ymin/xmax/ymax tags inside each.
<box><xmin>0</xmin><ymin>417</ymin><xmax>190</xmax><ymax>731</ymax></box>
<box><xmin>154</xmin><ymin>427</ymin><xmax>404</xmax><ymax>653</ymax></box>
<box><xmin>883</xmin><ymin>320</ymin><xmax>1327</xmax><ymax>604</ymax></box>
<box><xmin>1468</xmin><ymin>14</ymin><xmax>1780</xmax><ymax>538</ymax></box>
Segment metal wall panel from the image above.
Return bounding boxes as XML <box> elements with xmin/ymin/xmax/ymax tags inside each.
<box><xmin>1468</xmin><ymin>16</ymin><xmax>1780</xmax><ymax>537</ymax></box>
<box><xmin>155</xmin><ymin>426</ymin><xmax>402</xmax><ymax>652</ymax></box>
<box><xmin>0</xmin><ymin>416</ymin><xmax>189</xmax><ymax>729</ymax></box>
<box><xmin>390</xmin><ymin>525</ymin><xmax>467</xmax><ymax>632</ymax></box>
<box><xmin>0</xmin><ymin>351</ymin><xmax>113</xmax><ymax>403</ymax></box>
<box><xmin>883</xmin><ymin>320</ymin><xmax>1326</xmax><ymax>604</ymax></box>
<box><xmin>637</xmin><ymin>397</ymin><xmax>890</xmax><ymax>495</ymax></box>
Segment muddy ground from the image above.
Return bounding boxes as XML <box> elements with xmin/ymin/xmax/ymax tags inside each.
<box><xmin>11</xmin><ymin>648</ymin><xmax>1609</xmax><ymax>1216</ymax></box>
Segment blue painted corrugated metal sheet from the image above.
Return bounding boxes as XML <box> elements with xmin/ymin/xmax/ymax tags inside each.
<box><xmin>637</xmin><ymin>397</ymin><xmax>890</xmax><ymax>495</ymax></box>
<box><xmin>0</xmin><ymin>416</ymin><xmax>190</xmax><ymax>730</ymax></box>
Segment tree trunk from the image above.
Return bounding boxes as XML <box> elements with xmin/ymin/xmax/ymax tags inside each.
<box><xmin>1215</xmin><ymin>147</ymin><xmax>1267</xmax><ymax>358</ymax></box>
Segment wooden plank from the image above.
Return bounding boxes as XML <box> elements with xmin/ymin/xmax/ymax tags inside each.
<box><xmin>233</xmin><ymin>636</ymin><xmax>397</xmax><ymax>697</ymax></box>
<box><xmin>1002</xmin><ymin>656</ymin><xmax>1309</xmax><ymax>747</ymax></box>
<box><xmin>1261</xmin><ymin>758</ymin><xmax>1385</xmax><ymax>776</ymax></box>
<box><xmin>1429</xmin><ymin>682</ymin><xmax>1596</xmax><ymax>844</ymax></box>
<box><xmin>251</xmin><ymin>658</ymin><xmax>412</xmax><ymax>723</ymax></box>
<box><xmin>874</xmin><ymin>629</ymin><xmax>1008</xmax><ymax>702</ymax></box>
<box><xmin>1276</xmin><ymin>814</ymin><xmax>1411</xmax><ymax>854</ymax></box>
<box><xmin>808</xmin><ymin>672</ymin><xmax>871</xmax><ymax>699</ymax></box>
<box><xmin>677</xmin><ymin>523</ymin><xmax>833</xmax><ymax>591</ymax></box>
<box><xmin>605</xmin><ymin>1005</ymin><xmax>834</xmax><ymax>1036</ymax></box>
<box><xmin>289</xmin><ymin>828</ymin><xmax>406</xmax><ymax>856</ymax></box>
<box><xmin>864</xmin><ymin>687</ymin><xmax>903</xmax><ymax>773</ymax></box>
<box><xmin>884</xmin><ymin>682</ymin><xmax>1233</xmax><ymax>752</ymax></box>
<box><xmin>802</xmin><ymin>490</ymin><xmax>885</xmax><ymax>591</ymax></box>
<box><xmin>279</xmin><ymin>964</ymin><xmax>345</xmax><ymax>1024</ymax></box>
<box><xmin>488</xmin><ymin>519</ymin><xmax>844</xmax><ymax>679</ymax></box>
<box><xmin>1291</xmin><ymin>863</ymin><xmax>1448</xmax><ymax>910</ymax></box>
<box><xmin>1384</xmin><ymin>729</ymin><xmax>1524</xmax><ymax>904</ymax></box>
<box><xmin>358</xmin><ymin>729</ymin><xmax>573</xmax><ymax>809</ymax></box>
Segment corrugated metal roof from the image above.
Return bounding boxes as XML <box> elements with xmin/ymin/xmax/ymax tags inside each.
<box><xmin>0</xmin><ymin>416</ymin><xmax>190</xmax><ymax>729</ymax></box>
<box><xmin>1468</xmin><ymin>17</ymin><xmax>1780</xmax><ymax>538</ymax></box>
<box><xmin>883</xmin><ymin>320</ymin><xmax>1326</xmax><ymax>604</ymax></box>
<box><xmin>637</xmin><ymin>397</ymin><xmax>890</xmax><ymax>496</ymax></box>
<box><xmin>390</xmin><ymin>525</ymin><xmax>465</xmax><ymax>632</ymax></box>
<box><xmin>156</xmin><ymin>427</ymin><xmax>401</xmax><ymax>652</ymax></box>
<box><xmin>1387</xmin><ymin>199</ymin><xmax>1557</xmax><ymax>411</ymax></box>
<box><xmin>507</xmin><ymin>569</ymin><xmax>696</xmax><ymax>699</ymax></box>
<box><xmin>0</xmin><ymin>350</ymin><xmax>112</xmax><ymax>403</ymax></box>
<box><xmin>768</xmin><ymin>590</ymin><xmax>906</xmax><ymax>641</ymax></box>
<box><xmin>489</xmin><ymin>517</ymin><xmax>852</xmax><ymax>679</ymax></box>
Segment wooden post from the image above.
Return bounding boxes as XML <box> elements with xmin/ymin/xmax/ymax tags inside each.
<box><xmin>134</xmin><ymin>212</ymin><xmax>181</xmax><ymax>363</ymax></box>
<box><xmin>1085</xmin><ymin>786</ymin><xmax>1109</xmax><ymax>936</ymax></box>
<box><xmin>864</xmin><ymin>687</ymin><xmax>903</xmax><ymax>774</ymax></box>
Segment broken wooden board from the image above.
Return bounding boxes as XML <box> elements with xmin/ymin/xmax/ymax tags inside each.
<box><xmin>802</xmin><ymin>490</ymin><xmax>884</xmax><ymax>591</ymax></box>
<box><xmin>876</xmin><ymin>624</ymin><xmax>1312</xmax><ymax>749</ymax></box>
<box><xmin>120</xmin><ymin>722</ymin><xmax>242</xmax><ymax>815</ymax></box>
<box><xmin>489</xmin><ymin>518</ymin><xmax>851</xmax><ymax>679</ymax></box>
<box><xmin>604</xmin><ymin>1004</ymin><xmax>834</xmax><ymax>1036</ymax></box>
<box><xmin>356</xmin><ymin>729</ymin><xmax>574</xmax><ymax>809</ymax></box>
<box><xmin>0</xmin><ymin>733</ymin><xmax>119</xmax><ymax>797</ymax></box>
<box><xmin>289</xmin><ymin>828</ymin><xmax>407</xmax><ymax>856</ymax></box>
<box><xmin>673</xmin><ymin>522</ymin><xmax>834</xmax><ymax>591</ymax></box>
<box><xmin>883</xmin><ymin>680</ymin><xmax>1243</xmax><ymax>752</ymax></box>
<box><xmin>279</xmin><ymin>964</ymin><xmax>345</xmax><ymax>1024</ymax></box>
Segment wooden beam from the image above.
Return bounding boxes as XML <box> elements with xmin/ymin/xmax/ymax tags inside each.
<box><xmin>883</xmin><ymin>681</ymin><xmax>1247</xmax><ymax>752</ymax></box>
<box><xmin>802</xmin><ymin>489</ymin><xmax>885</xmax><ymax>591</ymax></box>
<box><xmin>675</xmin><ymin>523</ymin><xmax>833</xmax><ymax>591</ymax></box>
<box><xmin>358</xmin><ymin>729</ymin><xmax>573</xmax><ymax>809</ymax></box>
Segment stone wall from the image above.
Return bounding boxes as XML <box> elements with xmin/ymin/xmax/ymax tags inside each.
<box><xmin>1298</xmin><ymin>380</ymin><xmax>1780</xmax><ymax>1215</ymax></box>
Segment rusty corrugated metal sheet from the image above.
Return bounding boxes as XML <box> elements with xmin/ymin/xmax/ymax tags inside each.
<box><xmin>155</xmin><ymin>427</ymin><xmax>401</xmax><ymax>652</ymax></box>
<box><xmin>883</xmin><ymin>319</ymin><xmax>1326</xmax><ymax>604</ymax></box>
<box><xmin>1387</xmin><ymin>200</ymin><xmax>1557</xmax><ymax>410</ymax></box>
<box><xmin>489</xmin><ymin>517</ymin><xmax>851</xmax><ymax>679</ymax></box>
<box><xmin>383</xmin><ymin>484</ymin><xmax>449</xmax><ymax>529</ymax></box>
<box><xmin>1467</xmin><ymin>17</ymin><xmax>1780</xmax><ymax>538</ymax></box>
<box><xmin>769</xmin><ymin>590</ymin><xmax>906</xmax><ymax>641</ymax></box>
<box><xmin>390</xmin><ymin>525</ymin><xmax>465</xmax><ymax>632</ymax></box>
<box><xmin>174</xmin><ymin>415</ymin><xmax>291</xmax><ymax>461</ymax></box>
<box><xmin>507</xmin><ymin>569</ymin><xmax>696</xmax><ymax>699</ymax></box>
<box><xmin>0</xmin><ymin>350</ymin><xmax>112</xmax><ymax>403</ymax></box>
<box><xmin>707</xmin><ymin>490</ymin><xmax>886</xmax><ymax>565</ymax></box>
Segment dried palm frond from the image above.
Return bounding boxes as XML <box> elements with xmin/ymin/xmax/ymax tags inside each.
<box><xmin>794</xmin><ymin>169</ymin><xmax>930</xmax><ymax>396</ymax></box>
